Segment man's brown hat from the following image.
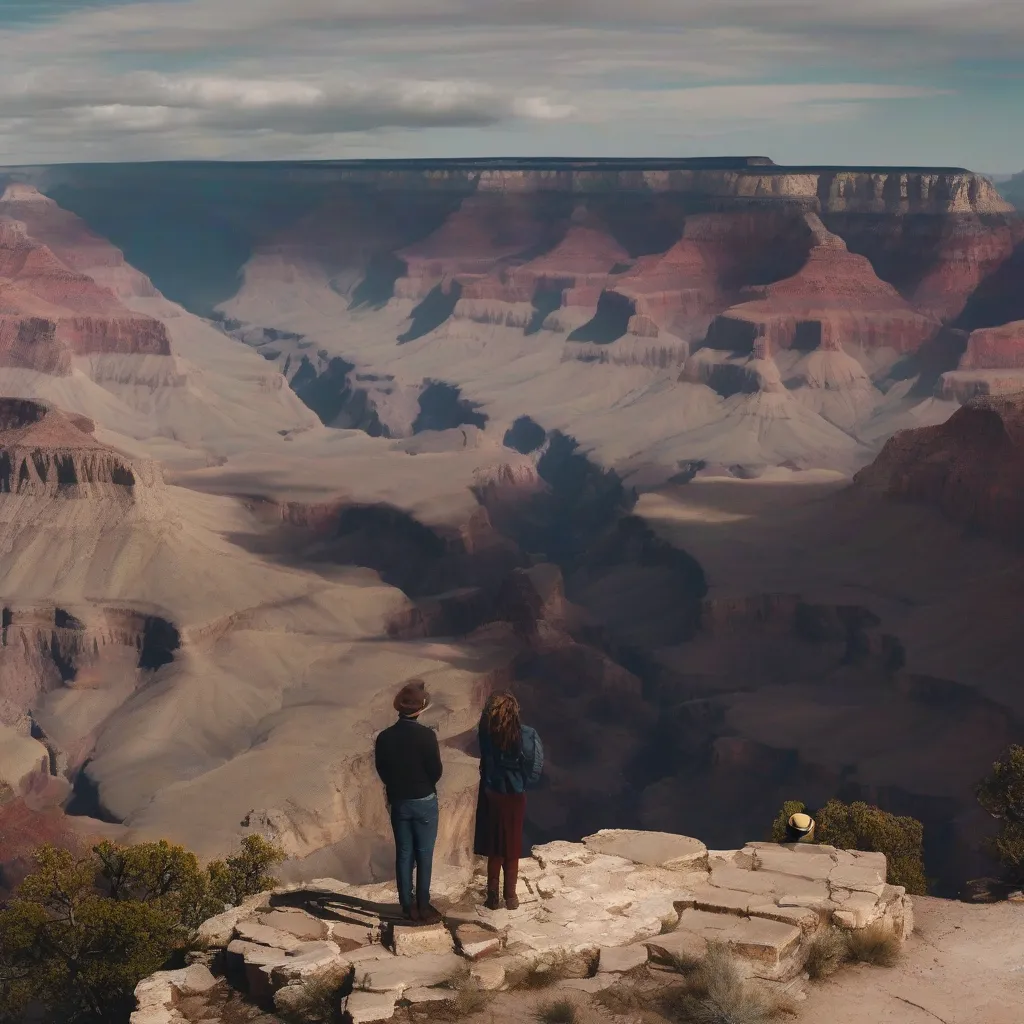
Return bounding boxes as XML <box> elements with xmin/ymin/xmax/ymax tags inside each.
<box><xmin>394</xmin><ymin>678</ymin><xmax>430</xmax><ymax>716</ymax></box>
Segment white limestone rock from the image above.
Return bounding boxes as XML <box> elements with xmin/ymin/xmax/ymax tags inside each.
<box><xmin>195</xmin><ymin>892</ymin><xmax>272</xmax><ymax>946</ymax></box>
<box><xmin>455</xmin><ymin>923</ymin><xmax>502</xmax><ymax>959</ymax></box>
<box><xmin>257</xmin><ymin>908</ymin><xmax>330</xmax><ymax>941</ymax></box>
<box><xmin>345</xmin><ymin>989</ymin><xmax>399</xmax><ymax>1023</ymax></box>
<box><xmin>583</xmin><ymin>830</ymin><xmax>710</xmax><ymax>873</ymax></box>
<box><xmin>234</xmin><ymin>920</ymin><xmax>303</xmax><ymax>951</ymax></box>
<box><xmin>598</xmin><ymin>943</ymin><xmax>650</xmax><ymax>974</ymax></box>
<box><xmin>269</xmin><ymin>941</ymin><xmax>349</xmax><ymax>986</ymax></box>
<box><xmin>356</xmin><ymin>952</ymin><xmax>465</xmax><ymax>994</ymax></box>
<box><xmin>392</xmin><ymin>922</ymin><xmax>455</xmax><ymax>956</ymax></box>
<box><xmin>470</xmin><ymin>958</ymin><xmax>507</xmax><ymax>990</ymax></box>
<box><xmin>402</xmin><ymin>986</ymin><xmax>454</xmax><ymax>1004</ymax></box>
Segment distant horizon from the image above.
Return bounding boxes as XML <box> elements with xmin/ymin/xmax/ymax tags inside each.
<box><xmin>0</xmin><ymin>157</ymin><xmax>996</xmax><ymax>175</ymax></box>
<box><xmin>1</xmin><ymin>2</ymin><xmax>1022</xmax><ymax>169</ymax></box>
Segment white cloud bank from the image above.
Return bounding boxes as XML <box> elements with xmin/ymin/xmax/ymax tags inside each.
<box><xmin>0</xmin><ymin>0</ymin><xmax>1019</xmax><ymax>164</ymax></box>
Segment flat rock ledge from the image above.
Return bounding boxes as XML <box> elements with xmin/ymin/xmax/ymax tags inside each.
<box><xmin>131</xmin><ymin>830</ymin><xmax>914</xmax><ymax>1024</ymax></box>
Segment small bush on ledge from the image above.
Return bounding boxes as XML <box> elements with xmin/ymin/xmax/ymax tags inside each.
<box><xmin>0</xmin><ymin>834</ymin><xmax>284</xmax><ymax>1024</ymax></box>
<box><xmin>976</xmin><ymin>744</ymin><xmax>1024</xmax><ymax>886</ymax></box>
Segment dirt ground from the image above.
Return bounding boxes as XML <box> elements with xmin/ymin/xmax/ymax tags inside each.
<box><xmin>400</xmin><ymin>896</ymin><xmax>1023</xmax><ymax>1024</ymax></box>
<box><xmin>799</xmin><ymin>896</ymin><xmax>1024</xmax><ymax>1024</ymax></box>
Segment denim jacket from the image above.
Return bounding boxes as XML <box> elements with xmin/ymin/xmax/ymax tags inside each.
<box><xmin>478</xmin><ymin>717</ymin><xmax>544</xmax><ymax>794</ymax></box>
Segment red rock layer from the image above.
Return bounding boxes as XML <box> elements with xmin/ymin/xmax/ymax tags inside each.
<box><xmin>959</xmin><ymin>321</ymin><xmax>1024</xmax><ymax>370</ymax></box>
<box><xmin>702</xmin><ymin>216</ymin><xmax>939</xmax><ymax>357</ymax></box>
<box><xmin>459</xmin><ymin>207</ymin><xmax>629</xmax><ymax>308</ymax></box>
<box><xmin>0</xmin><ymin>219</ymin><xmax>170</xmax><ymax>371</ymax></box>
<box><xmin>611</xmin><ymin>209</ymin><xmax>814</xmax><ymax>337</ymax></box>
<box><xmin>0</xmin><ymin>184</ymin><xmax>158</xmax><ymax>298</ymax></box>
<box><xmin>397</xmin><ymin>193</ymin><xmax>553</xmax><ymax>301</ymax></box>
<box><xmin>854</xmin><ymin>394</ymin><xmax>1024</xmax><ymax>545</ymax></box>
<box><xmin>910</xmin><ymin>217</ymin><xmax>1024</xmax><ymax>323</ymax></box>
<box><xmin>0</xmin><ymin>401</ymin><xmax>154</xmax><ymax>494</ymax></box>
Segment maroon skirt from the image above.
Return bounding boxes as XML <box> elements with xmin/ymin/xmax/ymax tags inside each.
<box><xmin>473</xmin><ymin>783</ymin><xmax>526</xmax><ymax>860</ymax></box>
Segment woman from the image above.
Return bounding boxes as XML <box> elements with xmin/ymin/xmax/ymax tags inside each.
<box><xmin>474</xmin><ymin>691</ymin><xmax>544</xmax><ymax>911</ymax></box>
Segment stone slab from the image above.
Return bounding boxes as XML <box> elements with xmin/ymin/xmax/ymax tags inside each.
<box><xmin>470</xmin><ymin>958</ymin><xmax>507</xmax><ymax>991</ymax></box>
<box><xmin>270</xmin><ymin>941</ymin><xmax>349</xmax><ymax>986</ymax></box>
<box><xmin>598</xmin><ymin>943</ymin><xmax>650</xmax><ymax>974</ymax></box>
<box><xmin>583</xmin><ymin>830</ymin><xmax>709</xmax><ymax>872</ymax></box>
<box><xmin>674</xmin><ymin>909</ymin><xmax>802</xmax><ymax>972</ymax></box>
<box><xmin>751</xmin><ymin>845</ymin><xmax>838</xmax><ymax>882</ymax></box>
<box><xmin>391</xmin><ymin>923</ymin><xmax>455</xmax><ymax>956</ymax></box>
<box><xmin>195</xmin><ymin>892</ymin><xmax>272</xmax><ymax>946</ymax></box>
<box><xmin>226</xmin><ymin>940</ymin><xmax>290</xmax><ymax>968</ymax></box>
<box><xmin>332</xmin><ymin>920</ymin><xmax>378</xmax><ymax>947</ymax></box>
<box><xmin>402</xmin><ymin>986</ymin><xmax>454</xmax><ymax>1004</ymax></box>
<box><xmin>345</xmin><ymin>990</ymin><xmax>398</xmax><ymax>1023</ymax></box>
<box><xmin>355</xmin><ymin>952</ymin><xmax>464</xmax><ymax>994</ymax></box>
<box><xmin>169</xmin><ymin>965</ymin><xmax>222</xmax><ymax>998</ymax></box>
<box><xmin>455</xmin><ymin>923</ymin><xmax>502</xmax><ymax>960</ymax></box>
<box><xmin>557</xmin><ymin>976</ymin><xmax>617</xmax><ymax>993</ymax></box>
<box><xmin>257</xmin><ymin>909</ymin><xmax>329</xmax><ymax>941</ymax></box>
<box><xmin>234</xmin><ymin>921</ymin><xmax>303</xmax><ymax>951</ymax></box>
<box><xmin>709</xmin><ymin>865</ymin><xmax>830</xmax><ymax>902</ymax></box>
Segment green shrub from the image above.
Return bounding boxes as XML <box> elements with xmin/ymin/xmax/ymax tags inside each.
<box><xmin>976</xmin><ymin>745</ymin><xmax>1024</xmax><ymax>885</ymax></box>
<box><xmin>769</xmin><ymin>799</ymin><xmax>927</xmax><ymax>895</ymax></box>
<box><xmin>0</xmin><ymin>835</ymin><xmax>284</xmax><ymax>1024</ymax></box>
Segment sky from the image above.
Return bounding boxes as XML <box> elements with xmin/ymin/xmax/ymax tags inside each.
<box><xmin>0</xmin><ymin>0</ymin><xmax>1022</xmax><ymax>171</ymax></box>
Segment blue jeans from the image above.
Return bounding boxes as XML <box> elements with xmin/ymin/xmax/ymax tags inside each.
<box><xmin>390</xmin><ymin>793</ymin><xmax>439</xmax><ymax>911</ymax></box>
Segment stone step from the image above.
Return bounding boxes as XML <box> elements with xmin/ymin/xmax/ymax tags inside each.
<box><xmin>659</xmin><ymin>910</ymin><xmax>804</xmax><ymax>981</ymax></box>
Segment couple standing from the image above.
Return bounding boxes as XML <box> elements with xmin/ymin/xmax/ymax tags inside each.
<box><xmin>373</xmin><ymin>679</ymin><xmax>544</xmax><ymax>921</ymax></box>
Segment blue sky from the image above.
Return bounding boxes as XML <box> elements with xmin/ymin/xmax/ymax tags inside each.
<box><xmin>0</xmin><ymin>0</ymin><xmax>1021</xmax><ymax>172</ymax></box>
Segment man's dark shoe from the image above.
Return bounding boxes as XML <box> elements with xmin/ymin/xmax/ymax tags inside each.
<box><xmin>484</xmin><ymin>891</ymin><xmax>502</xmax><ymax>911</ymax></box>
<box><xmin>401</xmin><ymin>905</ymin><xmax>421</xmax><ymax>922</ymax></box>
<box><xmin>418</xmin><ymin>905</ymin><xmax>442</xmax><ymax>925</ymax></box>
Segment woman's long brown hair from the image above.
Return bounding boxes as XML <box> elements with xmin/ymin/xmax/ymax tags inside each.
<box><xmin>484</xmin><ymin>691</ymin><xmax>522</xmax><ymax>752</ymax></box>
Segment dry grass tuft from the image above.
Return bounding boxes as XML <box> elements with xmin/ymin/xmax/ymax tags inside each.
<box><xmin>506</xmin><ymin>950</ymin><xmax>596</xmax><ymax>990</ymax></box>
<box><xmin>535</xmin><ymin>997</ymin><xmax>581</xmax><ymax>1024</ymax></box>
<box><xmin>803</xmin><ymin>927</ymin><xmax>852</xmax><ymax>980</ymax></box>
<box><xmin>595</xmin><ymin>980</ymin><xmax>651</xmax><ymax>1017</ymax></box>
<box><xmin>845</xmin><ymin>922</ymin><xmax>902</xmax><ymax>968</ymax></box>
<box><xmin>646</xmin><ymin>942</ymin><xmax>704</xmax><ymax>976</ymax></box>
<box><xmin>657</xmin><ymin>942</ymin><xmax>795</xmax><ymax>1024</ymax></box>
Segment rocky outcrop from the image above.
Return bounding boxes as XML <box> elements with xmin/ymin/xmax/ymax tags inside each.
<box><xmin>0</xmin><ymin>218</ymin><xmax>171</xmax><ymax>370</ymax></box>
<box><xmin>130</xmin><ymin>829</ymin><xmax>915</xmax><ymax>1024</ymax></box>
<box><xmin>299</xmin><ymin>162</ymin><xmax>1010</xmax><ymax>214</ymax></box>
<box><xmin>958</xmin><ymin>320</ymin><xmax>1024</xmax><ymax>370</ymax></box>
<box><xmin>853</xmin><ymin>393</ymin><xmax>1024</xmax><ymax>545</ymax></box>
<box><xmin>696</xmin><ymin>214</ymin><xmax>939</xmax><ymax>361</ymax></box>
<box><xmin>0</xmin><ymin>399</ymin><xmax>162</xmax><ymax>496</ymax></box>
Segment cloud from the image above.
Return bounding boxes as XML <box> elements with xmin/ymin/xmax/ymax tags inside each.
<box><xmin>0</xmin><ymin>72</ymin><xmax>573</xmax><ymax>141</ymax></box>
<box><xmin>0</xmin><ymin>0</ymin><xmax>1019</xmax><ymax>164</ymax></box>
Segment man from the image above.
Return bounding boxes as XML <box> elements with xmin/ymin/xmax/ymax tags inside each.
<box><xmin>374</xmin><ymin>679</ymin><xmax>443</xmax><ymax>923</ymax></box>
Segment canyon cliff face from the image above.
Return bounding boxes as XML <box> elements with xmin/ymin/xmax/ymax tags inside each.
<box><xmin>79</xmin><ymin>157</ymin><xmax>1004</xmax><ymax>479</ymax></box>
<box><xmin>0</xmin><ymin>160</ymin><xmax>1022</xmax><ymax>897</ymax></box>
<box><xmin>854</xmin><ymin>393</ymin><xmax>1024</xmax><ymax>546</ymax></box>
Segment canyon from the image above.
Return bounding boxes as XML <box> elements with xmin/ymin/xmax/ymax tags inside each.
<box><xmin>0</xmin><ymin>158</ymin><xmax>1022</xmax><ymax>904</ymax></box>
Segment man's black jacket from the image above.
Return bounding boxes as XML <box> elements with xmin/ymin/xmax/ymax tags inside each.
<box><xmin>374</xmin><ymin>716</ymin><xmax>443</xmax><ymax>804</ymax></box>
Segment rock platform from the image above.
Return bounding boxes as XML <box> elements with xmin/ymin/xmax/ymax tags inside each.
<box><xmin>131</xmin><ymin>830</ymin><xmax>914</xmax><ymax>1023</ymax></box>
